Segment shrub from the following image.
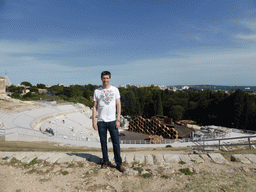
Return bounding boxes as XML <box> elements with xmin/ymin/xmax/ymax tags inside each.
<box><xmin>179</xmin><ymin>168</ymin><xmax>195</xmax><ymax>175</ymax></box>
<box><xmin>142</xmin><ymin>173</ymin><xmax>152</xmax><ymax>178</ymax></box>
<box><xmin>133</xmin><ymin>167</ymin><xmax>143</xmax><ymax>174</ymax></box>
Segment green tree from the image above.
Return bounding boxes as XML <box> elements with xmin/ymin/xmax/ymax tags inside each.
<box><xmin>10</xmin><ymin>92</ymin><xmax>21</xmax><ymax>99</ymax></box>
<box><xmin>70</xmin><ymin>85</ymin><xmax>83</xmax><ymax>98</ymax></box>
<box><xmin>37</xmin><ymin>83</ymin><xmax>46</xmax><ymax>89</ymax></box>
<box><xmin>169</xmin><ymin>105</ymin><xmax>185</xmax><ymax>120</ymax></box>
<box><xmin>122</xmin><ymin>89</ymin><xmax>136</xmax><ymax>118</ymax></box>
<box><xmin>21</xmin><ymin>81</ymin><xmax>32</xmax><ymax>87</ymax></box>
<box><xmin>233</xmin><ymin>89</ymin><xmax>245</xmax><ymax>128</ymax></box>
<box><xmin>84</xmin><ymin>89</ymin><xmax>93</xmax><ymax>100</ymax></box>
<box><xmin>48</xmin><ymin>85</ymin><xmax>64</xmax><ymax>95</ymax></box>
<box><xmin>156</xmin><ymin>91</ymin><xmax>163</xmax><ymax>115</ymax></box>
<box><xmin>29</xmin><ymin>86</ymin><xmax>38</xmax><ymax>93</ymax></box>
<box><xmin>22</xmin><ymin>92</ymin><xmax>32</xmax><ymax>99</ymax></box>
<box><xmin>6</xmin><ymin>85</ymin><xmax>22</xmax><ymax>93</ymax></box>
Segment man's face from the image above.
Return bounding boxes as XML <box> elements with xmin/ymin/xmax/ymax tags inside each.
<box><xmin>101</xmin><ymin>75</ymin><xmax>111</xmax><ymax>86</ymax></box>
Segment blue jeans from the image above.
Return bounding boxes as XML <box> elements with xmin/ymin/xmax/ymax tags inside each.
<box><xmin>97</xmin><ymin>121</ymin><xmax>122</xmax><ymax>167</ymax></box>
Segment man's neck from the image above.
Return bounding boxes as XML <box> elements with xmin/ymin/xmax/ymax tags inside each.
<box><xmin>102</xmin><ymin>85</ymin><xmax>111</xmax><ymax>89</ymax></box>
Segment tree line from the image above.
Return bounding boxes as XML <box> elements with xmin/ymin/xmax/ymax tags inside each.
<box><xmin>7</xmin><ymin>82</ymin><xmax>256</xmax><ymax>130</ymax></box>
<box><xmin>7</xmin><ymin>82</ymin><xmax>97</xmax><ymax>108</ymax></box>
<box><xmin>119</xmin><ymin>85</ymin><xmax>256</xmax><ymax>131</ymax></box>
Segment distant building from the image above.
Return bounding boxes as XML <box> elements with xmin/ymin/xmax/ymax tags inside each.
<box><xmin>15</xmin><ymin>84</ymin><xmax>25</xmax><ymax>88</ymax></box>
<box><xmin>125</xmin><ymin>83</ymin><xmax>131</xmax><ymax>88</ymax></box>
<box><xmin>137</xmin><ymin>85</ymin><xmax>146</xmax><ymax>88</ymax></box>
<box><xmin>57</xmin><ymin>83</ymin><xmax>64</xmax><ymax>86</ymax></box>
<box><xmin>158</xmin><ymin>85</ymin><xmax>168</xmax><ymax>90</ymax></box>
<box><xmin>21</xmin><ymin>89</ymin><xmax>30</xmax><ymax>95</ymax></box>
<box><xmin>38</xmin><ymin>89</ymin><xmax>48</xmax><ymax>94</ymax></box>
<box><xmin>182</xmin><ymin>86</ymin><xmax>189</xmax><ymax>90</ymax></box>
<box><xmin>169</xmin><ymin>86</ymin><xmax>177</xmax><ymax>92</ymax></box>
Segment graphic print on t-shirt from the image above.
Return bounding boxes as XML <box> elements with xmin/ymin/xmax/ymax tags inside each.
<box><xmin>100</xmin><ymin>89</ymin><xmax>114</xmax><ymax>105</ymax></box>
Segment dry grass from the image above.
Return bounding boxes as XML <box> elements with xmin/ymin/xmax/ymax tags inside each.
<box><xmin>0</xmin><ymin>141</ymin><xmax>101</xmax><ymax>152</ymax></box>
<box><xmin>220</xmin><ymin>145</ymin><xmax>256</xmax><ymax>160</ymax></box>
<box><xmin>0</xmin><ymin>140</ymin><xmax>192</xmax><ymax>153</ymax></box>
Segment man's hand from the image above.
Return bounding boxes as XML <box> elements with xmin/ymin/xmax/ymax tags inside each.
<box><xmin>93</xmin><ymin>122</ymin><xmax>98</xmax><ymax>131</ymax></box>
<box><xmin>115</xmin><ymin>120</ymin><xmax>120</xmax><ymax>129</ymax></box>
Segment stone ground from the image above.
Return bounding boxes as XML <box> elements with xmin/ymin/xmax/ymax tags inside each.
<box><xmin>0</xmin><ymin>99</ymin><xmax>41</xmax><ymax>113</ymax></box>
<box><xmin>1</xmin><ymin>150</ymin><xmax>256</xmax><ymax>192</ymax></box>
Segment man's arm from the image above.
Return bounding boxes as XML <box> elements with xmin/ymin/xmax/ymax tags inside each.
<box><xmin>92</xmin><ymin>101</ymin><xmax>98</xmax><ymax>131</ymax></box>
<box><xmin>115</xmin><ymin>98</ymin><xmax>121</xmax><ymax>129</ymax></box>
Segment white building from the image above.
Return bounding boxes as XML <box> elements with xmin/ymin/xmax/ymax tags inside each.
<box><xmin>182</xmin><ymin>86</ymin><xmax>189</xmax><ymax>90</ymax></box>
<box><xmin>169</xmin><ymin>86</ymin><xmax>177</xmax><ymax>92</ymax></box>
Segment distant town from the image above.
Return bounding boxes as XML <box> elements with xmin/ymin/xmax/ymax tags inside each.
<box><xmin>2</xmin><ymin>73</ymin><xmax>256</xmax><ymax>96</ymax></box>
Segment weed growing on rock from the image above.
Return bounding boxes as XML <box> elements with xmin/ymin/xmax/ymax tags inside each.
<box><xmin>30</xmin><ymin>158</ymin><xmax>41</xmax><ymax>165</ymax></box>
<box><xmin>60</xmin><ymin>170</ymin><xmax>69</xmax><ymax>175</ymax></box>
<box><xmin>24</xmin><ymin>158</ymin><xmax>41</xmax><ymax>169</ymax></box>
<box><xmin>39</xmin><ymin>178</ymin><xmax>51</xmax><ymax>183</ymax></box>
<box><xmin>142</xmin><ymin>173</ymin><xmax>152</xmax><ymax>178</ymax></box>
<box><xmin>133</xmin><ymin>167</ymin><xmax>143</xmax><ymax>174</ymax></box>
<box><xmin>77</xmin><ymin>162</ymin><xmax>84</xmax><ymax>168</ymax></box>
<box><xmin>161</xmin><ymin>175</ymin><xmax>169</xmax><ymax>179</ymax></box>
<box><xmin>67</xmin><ymin>163</ymin><xmax>75</xmax><ymax>168</ymax></box>
<box><xmin>92</xmin><ymin>166</ymin><xmax>100</xmax><ymax>174</ymax></box>
<box><xmin>179</xmin><ymin>168</ymin><xmax>195</xmax><ymax>175</ymax></box>
<box><xmin>24</xmin><ymin>164</ymin><xmax>30</xmax><ymax>169</ymax></box>
<box><xmin>10</xmin><ymin>158</ymin><xmax>19</xmax><ymax>166</ymax></box>
<box><xmin>27</xmin><ymin>169</ymin><xmax>36</xmax><ymax>174</ymax></box>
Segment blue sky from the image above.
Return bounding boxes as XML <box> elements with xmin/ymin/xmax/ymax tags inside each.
<box><xmin>0</xmin><ymin>0</ymin><xmax>256</xmax><ymax>86</ymax></box>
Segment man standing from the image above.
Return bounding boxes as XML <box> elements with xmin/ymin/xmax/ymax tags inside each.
<box><xmin>92</xmin><ymin>71</ymin><xmax>125</xmax><ymax>172</ymax></box>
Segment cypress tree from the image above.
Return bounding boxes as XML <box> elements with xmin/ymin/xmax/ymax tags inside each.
<box><xmin>156</xmin><ymin>91</ymin><xmax>163</xmax><ymax>116</ymax></box>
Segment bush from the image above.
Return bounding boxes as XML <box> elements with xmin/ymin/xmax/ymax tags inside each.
<box><xmin>133</xmin><ymin>167</ymin><xmax>143</xmax><ymax>174</ymax></box>
<box><xmin>179</xmin><ymin>168</ymin><xmax>195</xmax><ymax>175</ymax></box>
<box><xmin>10</xmin><ymin>92</ymin><xmax>21</xmax><ymax>99</ymax></box>
<box><xmin>142</xmin><ymin>173</ymin><xmax>152</xmax><ymax>178</ymax></box>
<box><xmin>23</xmin><ymin>92</ymin><xmax>32</xmax><ymax>99</ymax></box>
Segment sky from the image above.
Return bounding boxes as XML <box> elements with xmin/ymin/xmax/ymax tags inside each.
<box><xmin>0</xmin><ymin>0</ymin><xmax>256</xmax><ymax>86</ymax></box>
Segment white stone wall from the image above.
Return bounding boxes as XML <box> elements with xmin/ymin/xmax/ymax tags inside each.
<box><xmin>0</xmin><ymin>78</ymin><xmax>6</xmax><ymax>95</ymax></box>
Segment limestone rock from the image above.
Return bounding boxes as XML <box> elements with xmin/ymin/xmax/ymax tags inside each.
<box><xmin>125</xmin><ymin>169</ymin><xmax>139</xmax><ymax>176</ymax></box>
<box><xmin>162</xmin><ymin>168</ymin><xmax>174</xmax><ymax>175</ymax></box>
<box><xmin>231</xmin><ymin>154</ymin><xmax>251</xmax><ymax>164</ymax></box>
<box><xmin>208</xmin><ymin>153</ymin><xmax>229</xmax><ymax>164</ymax></box>
<box><xmin>134</xmin><ymin>154</ymin><xmax>145</xmax><ymax>164</ymax></box>
<box><xmin>154</xmin><ymin>154</ymin><xmax>164</xmax><ymax>165</ymax></box>
<box><xmin>145</xmin><ymin>154</ymin><xmax>154</xmax><ymax>165</ymax></box>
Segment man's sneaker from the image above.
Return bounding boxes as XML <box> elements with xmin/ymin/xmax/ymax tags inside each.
<box><xmin>117</xmin><ymin>166</ymin><xmax>126</xmax><ymax>173</ymax></box>
<box><xmin>101</xmin><ymin>163</ymin><xmax>109</xmax><ymax>169</ymax></box>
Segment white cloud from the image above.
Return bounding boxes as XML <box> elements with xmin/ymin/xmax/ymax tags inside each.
<box><xmin>1</xmin><ymin>37</ymin><xmax>256</xmax><ymax>86</ymax></box>
<box><xmin>242</xmin><ymin>21</ymin><xmax>256</xmax><ymax>30</ymax></box>
<box><xmin>235</xmin><ymin>34</ymin><xmax>256</xmax><ymax>42</ymax></box>
<box><xmin>234</xmin><ymin>20</ymin><xmax>256</xmax><ymax>42</ymax></box>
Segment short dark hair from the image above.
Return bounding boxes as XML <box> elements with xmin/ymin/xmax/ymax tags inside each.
<box><xmin>101</xmin><ymin>71</ymin><xmax>111</xmax><ymax>78</ymax></box>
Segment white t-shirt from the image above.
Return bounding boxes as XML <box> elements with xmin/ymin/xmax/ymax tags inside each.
<box><xmin>93</xmin><ymin>85</ymin><xmax>120</xmax><ymax>122</ymax></box>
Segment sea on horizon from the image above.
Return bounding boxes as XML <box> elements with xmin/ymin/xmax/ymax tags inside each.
<box><xmin>174</xmin><ymin>85</ymin><xmax>256</xmax><ymax>91</ymax></box>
